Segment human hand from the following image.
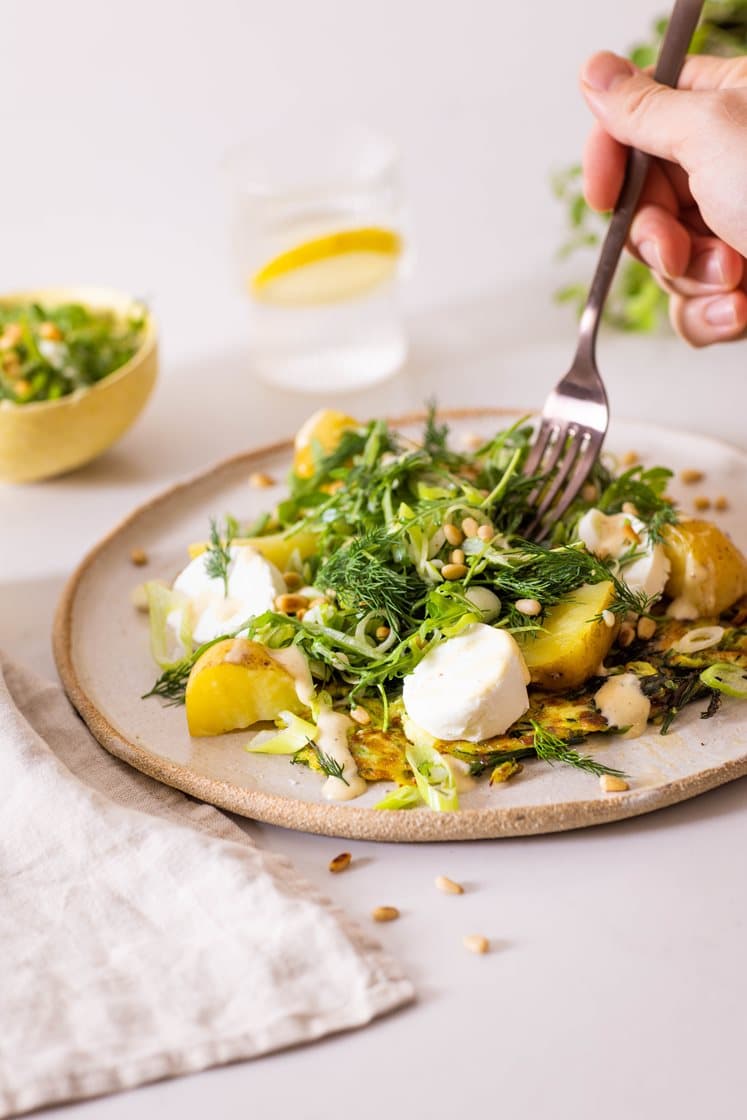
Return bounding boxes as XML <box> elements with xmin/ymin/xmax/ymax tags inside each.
<box><xmin>580</xmin><ymin>51</ymin><xmax>747</xmax><ymax>346</ymax></box>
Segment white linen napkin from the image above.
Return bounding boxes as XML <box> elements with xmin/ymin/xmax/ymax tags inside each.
<box><xmin>0</xmin><ymin>653</ymin><xmax>414</xmax><ymax>1118</ymax></box>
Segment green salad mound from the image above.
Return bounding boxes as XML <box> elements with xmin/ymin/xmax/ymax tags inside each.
<box><xmin>0</xmin><ymin>300</ymin><xmax>147</xmax><ymax>404</ymax></box>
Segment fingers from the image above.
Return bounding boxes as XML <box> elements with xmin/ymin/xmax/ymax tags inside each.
<box><xmin>582</xmin><ymin>122</ymin><xmax>627</xmax><ymax>211</ymax></box>
<box><xmin>580</xmin><ymin>52</ymin><xmax>709</xmax><ymax>166</ymax></box>
<box><xmin>669</xmin><ymin>290</ymin><xmax>747</xmax><ymax>347</ymax></box>
<box><xmin>628</xmin><ymin>204</ymin><xmax>691</xmax><ymax>278</ymax></box>
<box><xmin>676</xmin><ymin>54</ymin><xmax>747</xmax><ymax>92</ymax></box>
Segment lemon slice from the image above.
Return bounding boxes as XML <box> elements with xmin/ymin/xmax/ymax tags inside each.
<box><xmin>250</xmin><ymin>227</ymin><xmax>401</xmax><ymax>307</ymax></box>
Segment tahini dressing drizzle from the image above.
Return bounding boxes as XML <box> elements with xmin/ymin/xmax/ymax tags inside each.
<box><xmin>594</xmin><ymin>673</ymin><xmax>651</xmax><ymax>739</ymax></box>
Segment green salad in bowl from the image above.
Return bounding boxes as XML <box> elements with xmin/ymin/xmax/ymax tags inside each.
<box><xmin>0</xmin><ymin>299</ymin><xmax>147</xmax><ymax>405</ymax></box>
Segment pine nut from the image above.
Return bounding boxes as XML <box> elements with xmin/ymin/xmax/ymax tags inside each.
<box><xmin>283</xmin><ymin>571</ymin><xmax>302</xmax><ymax>590</ymax></box>
<box><xmin>275</xmin><ymin>593</ymin><xmax>310</xmax><ymax>614</ymax></box>
<box><xmin>463</xmin><ymin>432</ymin><xmax>483</xmax><ymax>450</ymax></box>
<box><xmin>350</xmin><ymin>706</ymin><xmax>370</xmax><ymax>725</ymax></box>
<box><xmin>602</xmin><ymin>609</ymin><xmax>616</xmax><ymax>628</ymax></box>
<box><xmin>372</xmin><ymin>906</ymin><xmax>400</xmax><ymax>923</ymax></box>
<box><xmin>130</xmin><ymin>583</ymin><xmax>149</xmax><ymax>612</ymax></box>
<box><xmin>435</xmin><ymin>875</ymin><xmax>464</xmax><ymax>895</ymax></box>
<box><xmin>463</xmin><ymin>934</ymin><xmax>489</xmax><ymax>954</ymax></box>
<box><xmin>622</xmin><ymin>501</ymin><xmax>638</xmax><ymax>516</ymax></box>
<box><xmin>328</xmin><ymin>852</ymin><xmax>351</xmax><ymax>873</ymax></box>
<box><xmin>249</xmin><ymin>471</ymin><xmax>275</xmax><ymax>488</ymax></box>
<box><xmin>477</xmin><ymin>523</ymin><xmax>494</xmax><ymax>541</ymax></box>
<box><xmin>450</xmin><ymin>548</ymin><xmax>466</xmax><ymax>566</ymax></box>
<box><xmin>0</xmin><ymin>323</ymin><xmax>22</xmax><ymax>347</ymax></box>
<box><xmin>714</xmin><ymin>495</ymin><xmax>729</xmax><ymax>511</ymax></box>
<box><xmin>694</xmin><ymin>496</ymin><xmax>711</xmax><ymax>511</ymax></box>
<box><xmin>621</xmin><ymin>450</ymin><xmax>639</xmax><ymax>466</ymax></box>
<box><xmin>581</xmin><ymin>482</ymin><xmax>598</xmax><ymax>502</ymax></box>
<box><xmin>130</xmin><ymin>547</ymin><xmax>148</xmax><ymax>566</ymax></box>
<box><xmin>309</xmin><ymin>597</ymin><xmax>327</xmax><ymax>609</ymax></box>
<box><xmin>618</xmin><ymin>622</ymin><xmax>635</xmax><ymax>648</ymax></box>
<box><xmin>442</xmin><ymin>563</ymin><xmax>468</xmax><ymax>580</ymax></box>
<box><xmin>39</xmin><ymin>321</ymin><xmax>62</xmax><ymax>341</ymax></box>
<box><xmin>515</xmin><ymin>598</ymin><xmax>542</xmax><ymax>616</ymax></box>
<box><xmin>461</xmin><ymin>517</ymin><xmax>479</xmax><ymax>538</ymax></box>
<box><xmin>680</xmin><ymin>468</ymin><xmax>704</xmax><ymax>485</ymax></box>
<box><xmin>637</xmin><ymin>616</ymin><xmax>657</xmax><ymax>640</ymax></box>
<box><xmin>444</xmin><ymin>523</ymin><xmax>464</xmax><ymax>547</ymax></box>
<box><xmin>375</xmin><ymin>625</ymin><xmax>390</xmax><ymax>640</ymax></box>
<box><xmin>295</xmin><ymin>608</ymin><xmax>307</xmax><ymax>622</ymax></box>
<box><xmin>600</xmin><ymin>774</ymin><xmax>629</xmax><ymax>793</ymax></box>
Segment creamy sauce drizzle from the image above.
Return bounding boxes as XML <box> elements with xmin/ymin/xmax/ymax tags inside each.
<box><xmin>316</xmin><ymin>708</ymin><xmax>367</xmax><ymax>801</ymax></box>
<box><xmin>268</xmin><ymin>646</ymin><xmax>315</xmax><ymax>706</ymax></box>
<box><xmin>594</xmin><ymin>673</ymin><xmax>651</xmax><ymax>739</ymax></box>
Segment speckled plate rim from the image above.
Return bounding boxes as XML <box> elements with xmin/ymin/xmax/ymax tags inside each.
<box><xmin>53</xmin><ymin>408</ymin><xmax>747</xmax><ymax>842</ymax></box>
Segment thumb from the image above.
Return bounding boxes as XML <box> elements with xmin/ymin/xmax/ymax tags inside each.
<box><xmin>580</xmin><ymin>51</ymin><xmax>706</xmax><ymax>165</ymax></box>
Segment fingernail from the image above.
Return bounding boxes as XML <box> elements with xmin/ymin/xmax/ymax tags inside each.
<box><xmin>639</xmin><ymin>239</ymin><xmax>665</xmax><ymax>275</ymax></box>
<box><xmin>704</xmin><ymin>295</ymin><xmax>737</xmax><ymax>327</ymax></box>
<box><xmin>581</xmin><ymin>53</ymin><xmax>633</xmax><ymax>93</ymax></box>
<box><xmin>690</xmin><ymin>251</ymin><xmax>726</xmax><ymax>286</ymax></box>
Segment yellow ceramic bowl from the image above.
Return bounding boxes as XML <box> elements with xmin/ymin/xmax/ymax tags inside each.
<box><xmin>0</xmin><ymin>287</ymin><xmax>158</xmax><ymax>483</ymax></box>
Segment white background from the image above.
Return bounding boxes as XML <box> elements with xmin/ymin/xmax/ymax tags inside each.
<box><xmin>2</xmin><ymin>1</ymin><xmax>746</xmax><ymax>1118</ymax></box>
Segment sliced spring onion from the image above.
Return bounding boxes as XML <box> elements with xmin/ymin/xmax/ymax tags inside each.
<box><xmin>700</xmin><ymin>662</ymin><xmax>747</xmax><ymax>699</ymax></box>
<box><xmin>375</xmin><ymin>785</ymin><xmax>422</xmax><ymax>811</ymax></box>
<box><xmin>405</xmin><ymin>741</ymin><xmax>459</xmax><ymax>812</ymax></box>
<box><xmin>145</xmin><ymin>582</ymin><xmax>192</xmax><ymax>668</ymax></box>
<box><xmin>245</xmin><ymin>710</ymin><xmax>318</xmax><ymax>755</ymax></box>
<box><xmin>673</xmin><ymin>626</ymin><xmax>725</xmax><ymax>655</ymax></box>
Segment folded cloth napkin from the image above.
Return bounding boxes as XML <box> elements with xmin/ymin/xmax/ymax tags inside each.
<box><xmin>0</xmin><ymin>654</ymin><xmax>414</xmax><ymax>1118</ymax></box>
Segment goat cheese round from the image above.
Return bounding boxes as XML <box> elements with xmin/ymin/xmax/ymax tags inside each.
<box><xmin>402</xmin><ymin>623</ymin><xmax>530</xmax><ymax>743</ymax></box>
<box><xmin>172</xmin><ymin>545</ymin><xmax>286</xmax><ymax>644</ymax></box>
<box><xmin>577</xmin><ymin>508</ymin><xmax>670</xmax><ymax>600</ymax></box>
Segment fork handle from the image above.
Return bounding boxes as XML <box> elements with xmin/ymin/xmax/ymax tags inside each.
<box><xmin>575</xmin><ymin>0</ymin><xmax>705</xmax><ymax>363</ymax></box>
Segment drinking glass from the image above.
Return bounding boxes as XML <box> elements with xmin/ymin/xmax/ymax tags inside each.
<box><xmin>225</xmin><ymin>121</ymin><xmax>408</xmax><ymax>392</ymax></box>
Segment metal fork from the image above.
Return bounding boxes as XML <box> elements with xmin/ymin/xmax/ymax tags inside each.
<box><xmin>522</xmin><ymin>0</ymin><xmax>704</xmax><ymax>541</ymax></box>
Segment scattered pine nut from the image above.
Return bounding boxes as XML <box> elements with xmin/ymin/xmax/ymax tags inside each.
<box><xmin>0</xmin><ymin>323</ymin><xmax>22</xmax><ymax>347</ymax></box>
<box><xmin>375</xmin><ymin>625</ymin><xmax>390</xmax><ymax>640</ymax></box>
<box><xmin>621</xmin><ymin>501</ymin><xmax>638</xmax><ymax>516</ymax></box>
<box><xmin>600</xmin><ymin>774</ymin><xmax>629</xmax><ymax>793</ymax></box>
<box><xmin>694</xmin><ymin>496</ymin><xmax>711</xmax><ymax>511</ymax></box>
<box><xmin>515</xmin><ymin>598</ymin><xmax>542</xmax><ymax>617</ymax></box>
<box><xmin>714</xmin><ymin>495</ymin><xmax>729</xmax><ymax>512</ymax></box>
<box><xmin>602</xmin><ymin>609</ymin><xmax>616</xmax><ymax>629</ymax></box>
<box><xmin>372</xmin><ymin>906</ymin><xmax>400</xmax><ymax>923</ymax></box>
<box><xmin>463</xmin><ymin>934</ymin><xmax>489</xmax><ymax>955</ymax></box>
<box><xmin>249</xmin><ymin>471</ymin><xmax>275</xmax><ymax>489</ymax></box>
<box><xmin>282</xmin><ymin>571</ymin><xmax>302</xmax><ymax>590</ymax></box>
<box><xmin>450</xmin><ymin>548</ymin><xmax>466</xmax><ymax>566</ymax></box>
<box><xmin>435</xmin><ymin>875</ymin><xmax>464</xmax><ymax>895</ymax></box>
<box><xmin>442</xmin><ymin>563</ymin><xmax>468</xmax><ymax>580</ymax></box>
<box><xmin>477</xmin><ymin>523</ymin><xmax>494</xmax><ymax>541</ymax></box>
<box><xmin>581</xmin><ymin>482</ymin><xmax>598</xmax><ymax>502</ymax></box>
<box><xmin>308</xmin><ymin>597</ymin><xmax>327</xmax><ymax>609</ymax></box>
<box><xmin>350</xmin><ymin>706</ymin><xmax>371</xmax><ymax>726</ymax></box>
<box><xmin>463</xmin><ymin>432</ymin><xmax>483</xmax><ymax>451</ymax></box>
<box><xmin>274</xmin><ymin>593</ymin><xmax>310</xmax><ymax>614</ymax></box>
<box><xmin>328</xmin><ymin>852</ymin><xmax>351</xmax><ymax>873</ymax></box>
<box><xmin>618</xmin><ymin>622</ymin><xmax>635</xmax><ymax>648</ymax></box>
<box><xmin>130</xmin><ymin>583</ymin><xmax>149</xmax><ymax>612</ymax></box>
<box><xmin>637</xmin><ymin>616</ymin><xmax>657</xmax><ymax>640</ymax></box>
<box><xmin>620</xmin><ymin>450</ymin><xmax>639</xmax><ymax>466</ymax></box>
<box><xmin>461</xmin><ymin>517</ymin><xmax>479</xmax><ymax>538</ymax></box>
<box><xmin>444</xmin><ymin>523</ymin><xmax>464</xmax><ymax>547</ymax></box>
<box><xmin>622</xmin><ymin>521</ymin><xmax>641</xmax><ymax>545</ymax></box>
<box><xmin>130</xmin><ymin>547</ymin><xmax>148</xmax><ymax>566</ymax></box>
<box><xmin>39</xmin><ymin>321</ymin><xmax>63</xmax><ymax>341</ymax></box>
<box><xmin>680</xmin><ymin>468</ymin><xmax>704</xmax><ymax>485</ymax></box>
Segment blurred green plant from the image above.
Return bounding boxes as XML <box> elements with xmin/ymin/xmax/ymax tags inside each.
<box><xmin>553</xmin><ymin>1</ymin><xmax>747</xmax><ymax>333</ymax></box>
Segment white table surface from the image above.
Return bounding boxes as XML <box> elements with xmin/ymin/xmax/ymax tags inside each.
<box><xmin>3</xmin><ymin>1</ymin><xmax>746</xmax><ymax>1117</ymax></box>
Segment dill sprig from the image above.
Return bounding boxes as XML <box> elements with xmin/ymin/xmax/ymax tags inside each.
<box><xmin>204</xmin><ymin>516</ymin><xmax>239</xmax><ymax>595</ymax></box>
<box><xmin>311</xmin><ymin>745</ymin><xmax>349</xmax><ymax>784</ymax></box>
<box><xmin>530</xmin><ymin>721</ymin><xmax>626</xmax><ymax>778</ymax></box>
<box><xmin>316</xmin><ymin>529</ymin><xmax>422</xmax><ymax>630</ymax></box>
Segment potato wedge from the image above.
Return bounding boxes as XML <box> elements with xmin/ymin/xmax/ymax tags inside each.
<box><xmin>517</xmin><ymin>581</ymin><xmax>617</xmax><ymax>691</ymax></box>
<box><xmin>293</xmin><ymin>408</ymin><xmax>358</xmax><ymax>479</ymax></box>
<box><xmin>186</xmin><ymin>637</ymin><xmax>303</xmax><ymax>737</ymax></box>
<box><xmin>187</xmin><ymin>530</ymin><xmax>318</xmax><ymax>571</ymax></box>
<box><xmin>662</xmin><ymin>519</ymin><xmax>747</xmax><ymax>616</ymax></box>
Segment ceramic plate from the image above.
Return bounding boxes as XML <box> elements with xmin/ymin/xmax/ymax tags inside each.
<box><xmin>54</xmin><ymin>409</ymin><xmax>747</xmax><ymax>841</ymax></box>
